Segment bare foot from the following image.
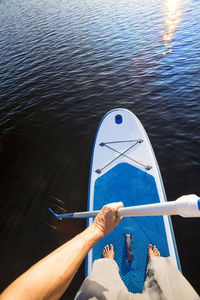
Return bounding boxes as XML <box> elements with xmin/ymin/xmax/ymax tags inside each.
<box><xmin>103</xmin><ymin>244</ymin><xmax>114</xmax><ymax>259</ymax></box>
<box><xmin>148</xmin><ymin>244</ymin><xmax>160</xmax><ymax>260</ymax></box>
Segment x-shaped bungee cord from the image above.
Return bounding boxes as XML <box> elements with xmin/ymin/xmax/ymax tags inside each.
<box><xmin>95</xmin><ymin>139</ymin><xmax>152</xmax><ymax>174</ymax></box>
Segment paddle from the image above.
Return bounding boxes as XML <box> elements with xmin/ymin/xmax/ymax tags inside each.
<box><xmin>48</xmin><ymin>194</ymin><xmax>200</xmax><ymax>220</ymax></box>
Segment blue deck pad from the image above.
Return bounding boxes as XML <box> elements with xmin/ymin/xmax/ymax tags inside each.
<box><xmin>92</xmin><ymin>163</ymin><xmax>169</xmax><ymax>293</ymax></box>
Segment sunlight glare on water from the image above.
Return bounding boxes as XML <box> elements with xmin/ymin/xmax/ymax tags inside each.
<box><xmin>162</xmin><ymin>0</ymin><xmax>182</xmax><ymax>55</ymax></box>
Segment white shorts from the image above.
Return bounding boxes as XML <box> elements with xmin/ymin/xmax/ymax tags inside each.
<box><xmin>75</xmin><ymin>257</ymin><xmax>199</xmax><ymax>300</ymax></box>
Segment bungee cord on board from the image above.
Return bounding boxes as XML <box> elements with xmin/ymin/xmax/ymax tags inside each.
<box><xmin>95</xmin><ymin>139</ymin><xmax>152</xmax><ymax>174</ymax></box>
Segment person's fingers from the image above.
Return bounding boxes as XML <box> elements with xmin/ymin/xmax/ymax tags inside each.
<box><xmin>105</xmin><ymin>202</ymin><xmax>124</xmax><ymax>221</ymax></box>
<box><xmin>93</xmin><ymin>202</ymin><xmax>124</xmax><ymax>237</ymax></box>
<box><xmin>106</xmin><ymin>201</ymin><xmax>124</xmax><ymax>209</ymax></box>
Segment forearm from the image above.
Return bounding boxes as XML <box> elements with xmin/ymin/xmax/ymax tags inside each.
<box><xmin>1</xmin><ymin>224</ymin><xmax>103</xmax><ymax>300</ymax></box>
<box><xmin>1</xmin><ymin>202</ymin><xmax>123</xmax><ymax>300</ymax></box>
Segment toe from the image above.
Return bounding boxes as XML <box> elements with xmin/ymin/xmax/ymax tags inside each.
<box><xmin>110</xmin><ymin>244</ymin><xmax>114</xmax><ymax>251</ymax></box>
<box><xmin>154</xmin><ymin>246</ymin><xmax>160</xmax><ymax>256</ymax></box>
<box><xmin>148</xmin><ymin>244</ymin><xmax>153</xmax><ymax>254</ymax></box>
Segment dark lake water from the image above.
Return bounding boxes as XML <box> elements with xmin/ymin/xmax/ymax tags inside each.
<box><xmin>0</xmin><ymin>0</ymin><xmax>200</xmax><ymax>298</ymax></box>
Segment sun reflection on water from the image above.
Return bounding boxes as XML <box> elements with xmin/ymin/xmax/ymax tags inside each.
<box><xmin>162</xmin><ymin>0</ymin><xmax>182</xmax><ymax>55</ymax></box>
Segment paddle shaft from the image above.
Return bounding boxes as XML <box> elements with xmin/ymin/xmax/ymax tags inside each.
<box><xmin>71</xmin><ymin>202</ymin><xmax>178</xmax><ymax>218</ymax></box>
<box><xmin>49</xmin><ymin>195</ymin><xmax>200</xmax><ymax>219</ymax></box>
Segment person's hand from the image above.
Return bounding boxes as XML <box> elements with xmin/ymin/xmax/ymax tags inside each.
<box><xmin>92</xmin><ymin>202</ymin><xmax>124</xmax><ymax>238</ymax></box>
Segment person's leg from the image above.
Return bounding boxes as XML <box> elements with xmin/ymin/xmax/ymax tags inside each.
<box><xmin>142</xmin><ymin>245</ymin><xmax>199</xmax><ymax>300</ymax></box>
<box><xmin>75</xmin><ymin>245</ymin><xmax>129</xmax><ymax>300</ymax></box>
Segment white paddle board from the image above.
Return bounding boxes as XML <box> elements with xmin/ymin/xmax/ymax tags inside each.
<box><xmin>86</xmin><ymin>108</ymin><xmax>180</xmax><ymax>293</ymax></box>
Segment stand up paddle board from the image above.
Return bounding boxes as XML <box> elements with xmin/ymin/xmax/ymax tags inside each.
<box><xmin>86</xmin><ymin>108</ymin><xmax>180</xmax><ymax>293</ymax></box>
